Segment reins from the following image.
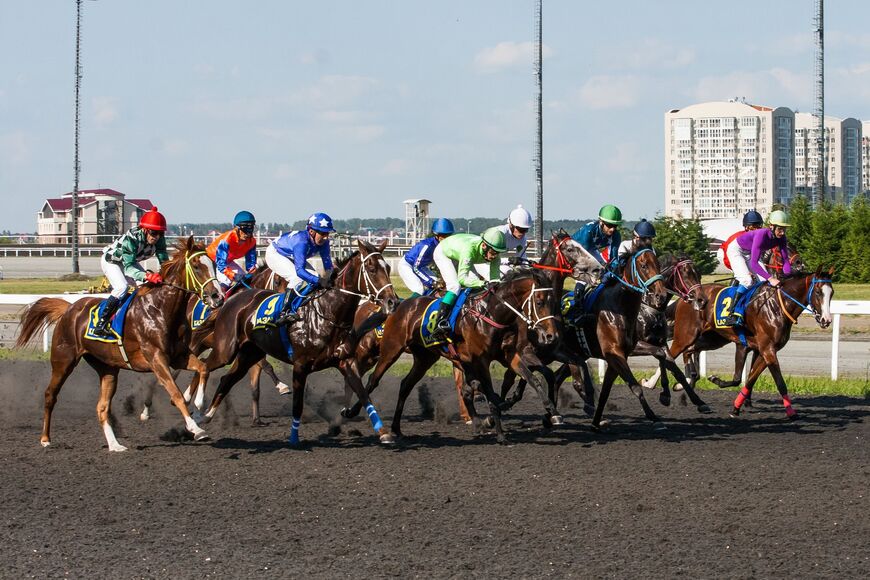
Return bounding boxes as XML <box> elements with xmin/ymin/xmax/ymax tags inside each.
<box><xmin>612</xmin><ymin>249</ymin><xmax>664</xmax><ymax>294</ymax></box>
<box><xmin>774</xmin><ymin>275</ymin><xmax>831</xmax><ymax>325</ymax></box>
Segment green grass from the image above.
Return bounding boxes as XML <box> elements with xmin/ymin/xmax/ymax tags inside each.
<box><xmin>0</xmin><ymin>277</ymin><xmax>105</xmax><ymax>294</ymax></box>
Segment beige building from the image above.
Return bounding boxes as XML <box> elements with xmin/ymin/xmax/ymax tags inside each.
<box><xmin>37</xmin><ymin>188</ymin><xmax>154</xmax><ymax>245</ymax></box>
<box><xmin>862</xmin><ymin>121</ymin><xmax>870</xmax><ymax>195</ymax></box>
<box><xmin>794</xmin><ymin>113</ymin><xmax>862</xmax><ymax>204</ymax></box>
<box><xmin>664</xmin><ymin>101</ymin><xmax>794</xmax><ymax>220</ymax></box>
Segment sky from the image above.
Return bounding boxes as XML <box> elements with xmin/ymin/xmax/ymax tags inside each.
<box><xmin>2</xmin><ymin>0</ymin><xmax>870</xmax><ymax>232</ymax></box>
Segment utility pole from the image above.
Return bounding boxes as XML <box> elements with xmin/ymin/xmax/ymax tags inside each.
<box><xmin>533</xmin><ymin>0</ymin><xmax>543</xmax><ymax>257</ymax></box>
<box><xmin>71</xmin><ymin>0</ymin><xmax>84</xmax><ymax>273</ymax></box>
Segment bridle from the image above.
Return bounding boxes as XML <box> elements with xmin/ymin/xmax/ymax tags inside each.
<box><xmin>533</xmin><ymin>234</ymin><xmax>574</xmax><ymax>275</ymax></box>
<box><xmin>660</xmin><ymin>258</ymin><xmax>701</xmax><ymax>303</ymax></box>
<box><xmin>775</xmin><ymin>275</ymin><xmax>832</xmax><ymax>326</ymax></box>
<box><xmin>336</xmin><ymin>251</ymin><xmax>394</xmax><ymax>301</ymax></box>
<box><xmin>470</xmin><ymin>279</ymin><xmax>555</xmax><ymax>330</ymax></box>
<box><xmin>612</xmin><ymin>249</ymin><xmax>664</xmax><ymax>294</ymax></box>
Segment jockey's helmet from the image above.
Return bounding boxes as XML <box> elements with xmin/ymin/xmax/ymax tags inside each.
<box><xmin>768</xmin><ymin>210</ymin><xmax>791</xmax><ymax>227</ymax></box>
<box><xmin>633</xmin><ymin>219</ymin><xmax>656</xmax><ymax>238</ymax></box>
<box><xmin>742</xmin><ymin>209</ymin><xmax>764</xmax><ymax>227</ymax></box>
<box><xmin>431</xmin><ymin>218</ymin><xmax>455</xmax><ymax>236</ymax></box>
<box><xmin>307</xmin><ymin>212</ymin><xmax>335</xmax><ymax>233</ymax></box>
<box><xmin>139</xmin><ymin>207</ymin><xmax>167</xmax><ymax>232</ymax></box>
<box><xmin>598</xmin><ymin>204</ymin><xmax>623</xmax><ymax>226</ymax></box>
<box><xmin>481</xmin><ymin>227</ymin><xmax>508</xmax><ymax>253</ymax></box>
<box><xmin>508</xmin><ymin>205</ymin><xmax>533</xmax><ymax>229</ymax></box>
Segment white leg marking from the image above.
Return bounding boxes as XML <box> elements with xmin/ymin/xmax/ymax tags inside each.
<box><xmin>102</xmin><ymin>421</ymin><xmax>128</xmax><ymax>452</ymax></box>
<box><xmin>275</xmin><ymin>381</ymin><xmax>291</xmax><ymax>395</ymax></box>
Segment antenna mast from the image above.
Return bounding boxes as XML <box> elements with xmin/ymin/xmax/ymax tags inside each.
<box><xmin>812</xmin><ymin>0</ymin><xmax>825</xmax><ymax>207</ymax></box>
<box><xmin>533</xmin><ymin>0</ymin><xmax>543</xmax><ymax>257</ymax></box>
<box><xmin>71</xmin><ymin>0</ymin><xmax>84</xmax><ymax>273</ymax></box>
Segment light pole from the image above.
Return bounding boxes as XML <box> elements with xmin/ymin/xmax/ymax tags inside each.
<box><xmin>466</xmin><ymin>220</ymin><xmax>471</xmax><ymax>234</ymax></box>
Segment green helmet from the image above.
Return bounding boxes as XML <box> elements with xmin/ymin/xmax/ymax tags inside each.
<box><xmin>768</xmin><ymin>210</ymin><xmax>791</xmax><ymax>227</ymax></box>
<box><xmin>598</xmin><ymin>204</ymin><xmax>623</xmax><ymax>226</ymax></box>
<box><xmin>481</xmin><ymin>227</ymin><xmax>508</xmax><ymax>253</ymax></box>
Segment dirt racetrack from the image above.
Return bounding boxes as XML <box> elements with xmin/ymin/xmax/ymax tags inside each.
<box><xmin>1</xmin><ymin>358</ymin><xmax>868</xmax><ymax>578</ymax></box>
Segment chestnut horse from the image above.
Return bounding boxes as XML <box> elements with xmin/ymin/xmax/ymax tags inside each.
<box><xmin>342</xmin><ymin>268</ymin><xmax>559</xmax><ymax>443</ymax></box>
<box><xmin>668</xmin><ymin>267</ymin><xmax>833</xmax><ymax>419</ymax></box>
<box><xmin>552</xmin><ymin>248</ymin><xmax>670</xmax><ymax>430</ymax></box>
<box><xmin>16</xmin><ymin>237</ymin><xmax>224</xmax><ymax>451</ymax></box>
<box><xmin>192</xmin><ymin>240</ymin><xmax>400</xmax><ymax>444</ymax></box>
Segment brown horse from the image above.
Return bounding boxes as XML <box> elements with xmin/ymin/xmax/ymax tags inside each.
<box><xmin>343</xmin><ymin>268</ymin><xmax>559</xmax><ymax>443</ymax></box>
<box><xmin>668</xmin><ymin>267</ymin><xmax>834</xmax><ymax>419</ymax></box>
<box><xmin>551</xmin><ymin>248</ymin><xmax>670</xmax><ymax>430</ymax></box>
<box><xmin>192</xmin><ymin>239</ymin><xmax>400</xmax><ymax>444</ymax></box>
<box><xmin>16</xmin><ymin>237</ymin><xmax>224</xmax><ymax>451</ymax></box>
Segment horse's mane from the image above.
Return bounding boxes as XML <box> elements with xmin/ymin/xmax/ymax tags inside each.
<box><xmin>161</xmin><ymin>238</ymin><xmax>207</xmax><ymax>281</ymax></box>
<box><xmin>331</xmin><ymin>249</ymin><xmax>360</xmax><ymax>279</ymax></box>
<box><xmin>500</xmin><ymin>266</ymin><xmax>550</xmax><ymax>287</ymax></box>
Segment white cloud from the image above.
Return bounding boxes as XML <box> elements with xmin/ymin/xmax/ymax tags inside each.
<box><xmin>274</xmin><ymin>163</ymin><xmax>296</xmax><ymax>180</ymax></box>
<box><xmin>577</xmin><ymin>75</ymin><xmax>642</xmax><ymax>110</ymax></box>
<box><xmin>161</xmin><ymin>139</ymin><xmax>189</xmax><ymax>156</ymax></box>
<box><xmin>92</xmin><ymin>96</ymin><xmax>119</xmax><ymax>126</ymax></box>
<box><xmin>380</xmin><ymin>159</ymin><xmax>411</xmax><ymax>176</ymax></box>
<box><xmin>691</xmin><ymin>68</ymin><xmax>811</xmax><ymax>105</ymax></box>
<box><xmin>474</xmin><ymin>41</ymin><xmax>553</xmax><ymax>73</ymax></box>
<box><xmin>0</xmin><ymin>132</ymin><xmax>33</xmax><ymax>165</ymax></box>
<box><xmin>604</xmin><ymin>38</ymin><xmax>695</xmax><ymax>70</ymax></box>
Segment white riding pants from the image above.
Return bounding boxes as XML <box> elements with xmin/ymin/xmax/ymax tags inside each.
<box><xmin>101</xmin><ymin>258</ymin><xmax>139</xmax><ymax>299</ymax></box>
<box><xmin>432</xmin><ymin>244</ymin><xmax>461</xmax><ymax>294</ymax></box>
<box><xmin>266</xmin><ymin>244</ymin><xmax>317</xmax><ymax>288</ymax></box>
<box><xmin>726</xmin><ymin>243</ymin><xmax>766</xmax><ymax>288</ymax></box>
<box><xmin>397</xmin><ymin>259</ymin><xmax>427</xmax><ymax>295</ymax></box>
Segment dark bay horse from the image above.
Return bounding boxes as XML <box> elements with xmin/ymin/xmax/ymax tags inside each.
<box><xmin>552</xmin><ymin>248</ymin><xmax>671</xmax><ymax>431</ymax></box>
<box><xmin>192</xmin><ymin>240</ymin><xmax>400</xmax><ymax>444</ymax></box>
<box><xmin>16</xmin><ymin>237</ymin><xmax>224</xmax><ymax>451</ymax></box>
<box><xmin>343</xmin><ymin>268</ymin><xmax>559</xmax><ymax>443</ymax></box>
<box><xmin>668</xmin><ymin>268</ymin><xmax>833</xmax><ymax>419</ymax></box>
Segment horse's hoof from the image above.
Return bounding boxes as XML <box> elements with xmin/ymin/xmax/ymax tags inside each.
<box><xmin>252</xmin><ymin>419</ymin><xmax>268</xmax><ymax>427</ymax></box>
<box><xmin>275</xmin><ymin>382</ymin><xmax>291</xmax><ymax>396</ymax></box>
<box><xmin>786</xmin><ymin>409</ymin><xmax>798</xmax><ymax>421</ymax></box>
<box><xmin>193</xmin><ymin>430</ymin><xmax>210</xmax><ymax>442</ymax></box>
<box><xmin>340</xmin><ymin>407</ymin><xmax>359</xmax><ymax>419</ymax></box>
<box><xmin>641</xmin><ymin>379</ymin><xmax>656</xmax><ymax>389</ymax></box>
<box><xmin>379</xmin><ymin>433</ymin><xmax>395</xmax><ymax>445</ymax></box>
<box><xmin>583</xmin><ymin>404</ymin><xmax>595</xmax><ymax>417</ymax></box>
<box><xmin>673</xmin><ymin>384</ymin><xmax>684</xmax><ymax>392</ymax></box>
<box><xmin>496</xmin><ymin>436</ymin><xmax>510</xmax><ymax>445</ymax></box>
<box><xmin>139</xmin><ymin>410</ymin><xmax>151</xmax><ymax>422</ymax></box>
<box><xmin>652</xmin><ymin>422</ymin><xmax>667</xmax><ymax>431</ymax></box>
<box><xmin>482</xmin><ymin>416</ymin><xmax>496</xmax><ymax>429</ymax></box>
<box><xmin>40</xmin><ymin>440</ymin><xmax>51</xmax><ymax>448</ymax></box>
<box><xmin>729</xmin><ymin>407</ymin><xmax>741</xmax><ymax>418</ymax></box>
<box><xmin>108</xmin><ymin>444</ymin><xmax>129</xmax><ymax>452</ymax></box>
<box><xmin>697</xmin><ymin>404</ymin><xmax>713</xmax><ymax>414</ymax></box>
<box><xmin>551</xmin><ymin>415</ymin><xmax>564</xmax><ymax>426</ymax></box>
<box><xmin>659</xmin><ymin>393</ymin><xmax>671</xmax><ymax>407</ymax></box>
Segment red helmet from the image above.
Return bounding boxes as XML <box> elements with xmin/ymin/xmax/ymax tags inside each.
<box><xmin>139</xmin><ymin>206</ymin><xmax>167</xmax><ymax>231</ymax></box>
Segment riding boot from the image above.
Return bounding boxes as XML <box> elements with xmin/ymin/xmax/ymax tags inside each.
<box><xmin>566</xmin><ymin>281</ymin><xmax>587</xmax><ymax>323</ymax></box>
<box><xmin>94</xmin><ymin>295</ymin><xmax>121</xmax><ymax>336</ymax></box>
<box><xmin>276</xmin><ymin>288</ymin><xmax>300</xmax><ymax>325</ymax></box>
<box><xmin>723</xmin><ymin>285</ymin><xmax>749</xmax><ymax>326</ymax></box>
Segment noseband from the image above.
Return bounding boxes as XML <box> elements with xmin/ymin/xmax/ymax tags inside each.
<box><xmin>337</xmin><ymin>251</ymin><xmax>394</xmax><ymax>302</ymax></box>
<box><xmin>183</xmin><ymin>251</ymin><xmax>219</xmax><ymax>300</ymax></box>
<box><xmin>660</xmin><ymin>259</ymin><xmax>701</xmax><ymax>302</ymax></box>
<box><xmin>614</xmin><ymin>249</ymin><xmax>664</xmax><ymax>294</ymax></box>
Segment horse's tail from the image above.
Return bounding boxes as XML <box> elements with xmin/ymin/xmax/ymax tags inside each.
<box><xmin>16</xmin><ymin>298</ymin><xmax>71</xmax><ymax>348</ymax></box>
<box><xmin>352</xmin><ymin>311</ymin><xmax>388</xmax><ymax>340</ymax></box>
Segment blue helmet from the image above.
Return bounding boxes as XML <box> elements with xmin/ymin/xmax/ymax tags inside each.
<box><xmin>233</xmin><ymin>210</ymin><xmax>256</xmax><ymax>227</ymax></box>
<box><xmin>742</xmin><ymin>210</ymin><xmax>763</xmax><ymax>227</ymax></box>
<box><xmin>633</xmin><ymin>219</ymin><xmax>656</xmax><ymax>238</ymax></box>
<box><xmin>431</xmin><ymin>218</ymin><xmax>455</xmax><ymax>235</ymax></box>
<box><xmin>307</xmin><ymin>212</ymin><xmax>335</xmax><ymax>233</ymax></box>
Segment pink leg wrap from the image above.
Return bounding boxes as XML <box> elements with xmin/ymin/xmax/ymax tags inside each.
<box><xmin>782</xmin><ymin>395</ymin><xmax>796</xmax><ymax>417</ymax></box>
<box><xmin>734</xmin><ymin>386</ymin><xmax>750</xmax><ymax>409</ymax></box>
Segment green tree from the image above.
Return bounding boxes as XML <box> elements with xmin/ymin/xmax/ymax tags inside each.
<box><xmin>804</xmin><ymin>201</ymin><xmax>849</xmax><ymax>276</ymax></box>
<box><xmin>785</xmin><ymin>195</ymin><xmax>812</xmax><ymax>254</ymax></box>
<box><xmin>840</xmin><ymin>195</ymin><xmax>870</xmax><ymax>282</ymax></box>
<box><xmin>652</xmin><ymin>216</ymin><xmax>717</xmax><ymax>274</ymax></box>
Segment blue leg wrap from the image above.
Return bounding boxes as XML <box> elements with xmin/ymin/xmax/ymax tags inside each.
<box><xmin>365</xmin><ymin>403</ymin><xmax>384</xmax><ymax>432</ymax></box>
<box><xmin>288</xmin><ymin>417</ymin><xmax>301</xmax><ymax>444</ymax></box>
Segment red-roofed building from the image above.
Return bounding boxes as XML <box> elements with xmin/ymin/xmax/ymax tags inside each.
<box><xmin>37</xmin><ymin>189</ymin><xmax>157</xmax><ymax>244</ymax></box>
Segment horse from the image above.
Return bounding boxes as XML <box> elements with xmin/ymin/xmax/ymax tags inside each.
<box><xmin>667</xmin><ymin>267</ymin><xmax>833</xmax><ymax>419</ymax></box>
<box><xmin>15</xmin><ymin>237</ymin><xmax>224</xmax><ymax>451</ymax></box>
<box><xmin>191</xmin><ymin>239</ymin><xmax>400</xmax><ymax>444</ymax></box>
<box><xmin>342</xmin><ymin>268</ymin><xmax>559</xmax><ymax>443</ymax></box>
<box><xmin>137</xmin><ymin>265</ymin><xmax>292</xmax><ymax>426</ymax></box>
<box><xmin>551</xmin><ymin>248</ymin><xmax>671</xmax><ymax>431</ymax></box>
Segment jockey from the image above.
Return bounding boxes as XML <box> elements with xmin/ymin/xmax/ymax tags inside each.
<box><xmin>399</xmin><ymin>218</ymin><xmax>455</xmax><ymax>298</ymax></box>
<box><xmin>617</xmin><ymin>218</ymin><xmax>656</xmax><ymax>259</ymax></box>
<box><xmin>716</xmin><ymin>209</ymin><xmax>763</xmax><ymax>272</ymax></box>
<box><xmin>96</xmin><ymin>206</ymin><xmax>169</xmax><ymax>336</ymax></box>
<box><xmin>206</xmin><ymin>210</ymin><xmax>257</xmax><ymax>294</ymax></box>
<box><xmin>572</xmin><ymin>205</ymin><xmax>623</xmax><ymax>268</ymax></box>
<box><xmin>474</xmin><ymin>204</ymin><xmax>533</xmax><ymax>278</ymax></box>
<box><xmin>722</xmin><ymin>210</ymin><xmax>792</xmax><ymax>326</ymax></box>
<box><xmin>266</xmin><ymin>212</ymin><xmax>336</xmax><ymax>325</ymax></box>
<box><xmin>431</xmin><ymin>227</ymin><xmax>507</xmax><ymax>334</ymax></box>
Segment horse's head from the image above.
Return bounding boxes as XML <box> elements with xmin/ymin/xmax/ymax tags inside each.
<box><xmin>806</xmin><ymin>266</ymin><xmax>834</xmax><ymax>328</ymax></box>
<box><xmin>163</xmin><ymin>236</ymin><xmax>224</xmax><ymax>308</ymax></box>
<box><xmin>337</xmin><ymin>239</ymin><xmax>399</xmax><ymax>314</ymax></box>
<box><xmin>544</xmin><ymin>230</ymin><xmax>604</xmax><ymax>286</ymax></box>
<box><xmin>494</xmin><ymin>269</ymin><xmax>558</xmax><ymax>346</ymax></box>
<box><xmin>660</xmin><ymin>254</ymin><xmax>706</xmax><ymax>311</ymax></box>
<box><xmin>622</xmin><ymin>248</ymin><xmax>668</xmax><ymax>310</ymax></box>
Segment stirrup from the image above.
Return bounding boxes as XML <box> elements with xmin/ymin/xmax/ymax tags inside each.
<box><xmin>276</xmin><ymin>309</ymin><xmax>299</xmax><ymax>325</ymax></box>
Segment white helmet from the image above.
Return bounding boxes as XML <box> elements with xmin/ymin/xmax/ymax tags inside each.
<box><xmin>508</xmin><ymin>204</ymin><xmax>533</xmax><ymax>229</ymax></box>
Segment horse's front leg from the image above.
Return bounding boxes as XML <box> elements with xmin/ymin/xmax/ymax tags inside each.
<box><xmin>468</xmin><ymin>363</ymin><xmax>507</xmax><ymax>444</ymax></box>
<box><xmin>338</xmin><ymin>357</ymin><xmax>393</xmax><ymax>444</ymax></box>
<box><xmin>730</xmin><ymin>352</ymin><xmax>769</xmax><ymax>417</ymax></box>
<box><xmin>145</xmin><ymin>349</ymin><xmax>209</xmax><ymax>441</ymax></box>
<box><xmin>604</xmin><ymin>350</ymin><xmax>664</xmax><ymax>429</ymax></box>
<box><xmin>510</xmin><ymin>352</ymin><xmax>562</xmax><ymax>428</ymax></box>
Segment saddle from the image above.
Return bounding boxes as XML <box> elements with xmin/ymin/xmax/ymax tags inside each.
<box><xmin>419</xmin><ymin>289</ymin><xmax>473</xmax><ymax>347</ymax></box>
<box><xmin>84</xmin><ymin>290</ymin><xmax>137</xmax><ymax>343</ymax></box>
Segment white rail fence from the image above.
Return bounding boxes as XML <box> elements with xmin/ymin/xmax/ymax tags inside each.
<box><xmin>1</xmin><ymin>294</ymin><xmax>868</xmax><ymax>380</ymax></box>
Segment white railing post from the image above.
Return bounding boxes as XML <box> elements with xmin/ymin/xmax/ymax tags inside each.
<box><xmin>831</xmin><ymin>313</ymin><xmax>841</xmax><ymax>381</ymax></box>
<box><xmin>597</xmin><ymin>359</ymin><xmax>606</xmax><ymax>382</ymax></box>
<box><xmin>699</xmin><ymin>351</ymin><xmax>706</xmax><ymax>377</ymax></box>
<box><xmin>42</xmin><ymin>325</ymin><xmax>49</xmax><ymax>352</ymax></box>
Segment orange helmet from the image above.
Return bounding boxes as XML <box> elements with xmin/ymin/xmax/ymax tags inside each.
<box><xmin>139</xmin><ymin>206</ymin><xmax>167</xmax><ymax>231</ymax></box>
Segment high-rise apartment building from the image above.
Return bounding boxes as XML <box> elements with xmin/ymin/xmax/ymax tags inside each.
<box><xmin>664</xmin><ymin>101</ymin><xmax>794</xmax><ymax>219</ymax></box>
<box><xmin>862</xmin><ymin>121</ymin><xmax>870</xmax><ymax>195</ymax></box>
<box><xmin>794</xmin><ymin>113</ymin><xmax>862</xmax><ymax>204</ymax></box>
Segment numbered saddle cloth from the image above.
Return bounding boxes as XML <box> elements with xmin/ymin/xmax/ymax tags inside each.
<box><xmin>190</xmin><ymin>298</ymin><xmax>211</xmax><ymax>330</ymax></box>
<box><xmin>713</xmin><ymin>282</ymin><xmax>763</xmax><ymax>329</ymax></box>
<box><xmin>418</xmin><ymin>289</ymin><xmax>471</xmax><ymax>347</ymax></box>
<box><xmin>84</xmin><ymin>290</ymin><xmax>137</xmax><ymax>343</ymax></box>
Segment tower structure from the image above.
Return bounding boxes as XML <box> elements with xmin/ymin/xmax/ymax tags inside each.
<box><xmin>403</xmin><ymin>199</ymin><xmax>431</xmax><ymax>245</ymax></box>
<box><xmin>812</xmin><ymin>0</ymin><xmax>826</xmax><ymax>207</ymax></box>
